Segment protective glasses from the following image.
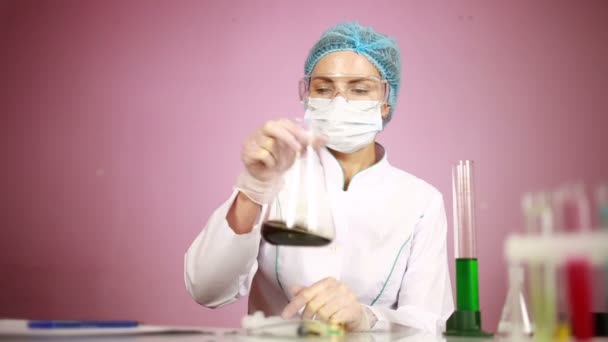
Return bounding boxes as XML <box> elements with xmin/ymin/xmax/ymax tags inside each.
<box><xmin>299</xmin><ymin>74</ymin><xmax>389</xmax><ymax>109</ymax></box>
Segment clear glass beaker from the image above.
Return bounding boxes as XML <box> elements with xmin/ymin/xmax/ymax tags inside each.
<box><xmin>261</xmin><ymin>138</ymin><xmax>335</xmax><ymax>247</ymax></box>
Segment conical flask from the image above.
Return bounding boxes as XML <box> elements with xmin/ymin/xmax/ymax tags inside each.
<box><xmin>261</xmin><ymin>138</ymin><xmax>335</xmax><ymax>247</ymax></box>
<box><xmin>497</xmin><ymin>265</ymin><xmax>532</xmax><ymax>338</ymax></box>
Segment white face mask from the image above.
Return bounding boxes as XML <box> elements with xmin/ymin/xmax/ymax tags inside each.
<box><xmin>304</xmin><ymin>97</ymin><xmax>383</xmax><ymax>153</ymax></box>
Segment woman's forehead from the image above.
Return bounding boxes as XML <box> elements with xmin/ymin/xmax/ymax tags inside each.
<box><xmin>311</xmin><ymin>51</ymin><xmax>381</xmax><ymax>77</ymax></box>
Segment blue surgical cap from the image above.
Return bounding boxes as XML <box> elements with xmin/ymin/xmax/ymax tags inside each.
<box><xmin>304</xmin><ymin>22</ymin><xmax>402</xmax><ymax>123</ymax></box>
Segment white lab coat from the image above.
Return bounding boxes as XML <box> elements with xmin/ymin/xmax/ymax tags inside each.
<box><xmin>184</xmin><ymin>145</ymin><xmax>454</xmax><ymax>335</ymax></box>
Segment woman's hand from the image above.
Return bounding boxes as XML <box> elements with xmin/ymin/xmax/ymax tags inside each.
<box><xmin>242</xmin><ymin>119</ymin><xmax>308</xmax><ymax>183</ymax></box>
<box><xmin>228</xmin><ymin>119</ymin><xmax>326</xmax><ymax>233</ymax></box>
<box><xmin>235</xmin><ymin>119</ymin><xmax>307</xmax><ymax>205</ymax></box>
<box><xmin>281</xmin><ymin>277</ymin><xmax>372</xmax><ymax>332</ymax></box>
<box><xmin>236</xmin><ymin>119</ymin><xmax>325</xmax><ymax>205</ymax></box>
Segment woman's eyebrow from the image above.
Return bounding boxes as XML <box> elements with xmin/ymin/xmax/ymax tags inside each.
<box><xmin>347</xmin><ymin>78</ymin><xmax>373</xmax><ymax>84</ymax></box>
<box><xmin>312</xmin><ymin>77</ymin><xmax>372</xmax><ymax>83</ymax></box>
<box><xmin>348</xmin><ymin>77</ymin><xmax>369</xmax><ymax>83</ymax></box>
<box><xmin>311</xmin><ymin>76</ymin><xmax>334</xmax><ymax>83</ymax></box>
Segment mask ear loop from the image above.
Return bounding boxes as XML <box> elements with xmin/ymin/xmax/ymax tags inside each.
<box><xmin>381</xmin><ymin>80</ymin><xmax>390</xmax><ymax>105</ymax></box>
<box><xmin>298</xmin><ymin>78</ymin><xmax>310</xmax><ymax>103</ymax></box>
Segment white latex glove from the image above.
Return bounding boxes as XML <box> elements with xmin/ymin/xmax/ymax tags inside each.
<box><xmin>236</xmin><ymin>119</ymin><xmax>324</xmax><ymax>205</ymax></box>
<box><xmin>281</xmin><ymin>277</ymin><xmax>376</xmax><ymax>332</ymax></box>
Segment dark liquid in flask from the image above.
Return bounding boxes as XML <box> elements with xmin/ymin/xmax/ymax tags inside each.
<box><xmin>261</xmin><ymin>220</ymin><xmax>331</xmax><ymax>247</ymax></box>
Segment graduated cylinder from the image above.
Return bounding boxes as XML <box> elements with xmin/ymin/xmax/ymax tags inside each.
<box><xmin>452</xmin><ymin>160</ymin><xmax>480</xmax><ymax>311</ymax></box>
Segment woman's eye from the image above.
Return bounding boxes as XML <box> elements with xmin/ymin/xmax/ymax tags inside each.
<box><xmin>352</xmin><ymin>88</ymin><xmax>370</xmax><ymax>94</ymax></box>
<box><xmin>314</xmin><ymin>88</ymin><xmax>331</xmax><ymax>94</ymax></box>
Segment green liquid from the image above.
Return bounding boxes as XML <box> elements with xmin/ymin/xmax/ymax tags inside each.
<box><xmin>455</xmin><ymin>258</ymin><xmax>480</xmax><ymax>311</ymax></box>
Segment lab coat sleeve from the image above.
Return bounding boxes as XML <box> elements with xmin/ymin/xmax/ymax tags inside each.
<box><xmin>367</xmin><ymin>192</ymin><xmax>455</xmax><ymax>335</ymax></box>
<box><xmin>184</xmin><ymin>190</ymin><xmax>262</xmax><ymax>308</ymax></box>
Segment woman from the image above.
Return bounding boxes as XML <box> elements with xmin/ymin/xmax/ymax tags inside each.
<box><xmin>184</xmin><ymin>22</ymin><xmax>454</xmax><ymax>335</ymax></box>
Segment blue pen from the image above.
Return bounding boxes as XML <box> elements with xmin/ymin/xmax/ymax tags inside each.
<box><xmin>28</xmin><ymin>320</ymin><xmax>139</xmax><ymax>329</ymax></box>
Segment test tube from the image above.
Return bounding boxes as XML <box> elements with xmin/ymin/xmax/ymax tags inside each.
<box><xmin>558</xmin><ymin>184</ymin><xmax>594</xmax><ymax>340</ymax></box>
<box><xmin>522</xmin><ymin>192</ymin><xmax>557</xmax><ymax>342</ymax></box>
<box><xmin>597</xmin><ymin>183</ymin><xmax>608</xmax><ymax>228</ymax></box>
<box><xmin>596</xmin><ymin>183</ymin><xmax>608</xmax><ymax>336</ymax></box>
<box><xmin>557</xmin><ymin>183</ymin><xmax>591</xmax><ymax>232</ymax></box>
<box><xmin>452</xmin><ymin>160</ymin><xmax>479</xmax><ymax>311</ymax></box>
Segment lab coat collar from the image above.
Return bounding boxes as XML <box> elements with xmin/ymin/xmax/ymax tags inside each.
<box><xmin>320</xmin><ymin>142</ymin><xmax>390</xmax><ymax>191</ymax></box>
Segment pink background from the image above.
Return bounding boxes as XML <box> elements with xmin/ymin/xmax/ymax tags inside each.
<box><xmin>1</xmin><ymin>0</ymin><xmax>607</xmax><ymax>331</ymax></box>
